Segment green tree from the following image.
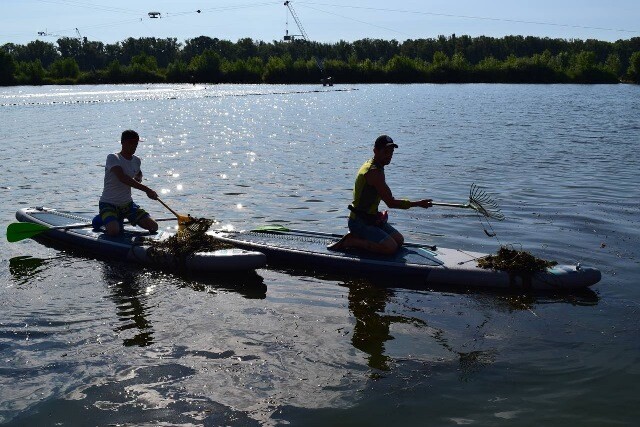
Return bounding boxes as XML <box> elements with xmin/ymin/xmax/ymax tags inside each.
<box><xmin>188</xmin><ymin>49</ymin><xmax>222</xmax><ymax>82</ymax></box>
<box><xmin>431</xmin><ymin>51</ymin><xmax>449</xmax><ymax>66</ymax></box>
<box><xmin>166</xmin><ymin>60</ymin><xmax>189</xmax><ymax>83</ymax></box>
<box><xmin>119</xmin><ymin>37</ymin><xmax>180</xmax><ymax>67</ymax></box>
<box><xmin>106</xmin><ymin>59</ymin><xmax>123</xmax><ymax>82</ymax></box>
<box><xmin>130</xmin><ymin>53</ymin><xmax>158</xmax><ymax>71</ymax></box>
<box><xmin>604</xmin><ymin>53</ymin><xmax>622</xmax><ymax>77</ymax></box>
<box><xmin>182</xmin><ymin>36</ymin><xmax>218</xmax><ymax>61</ymax></box>
<box><xmin>49</xmin><ymin>57</ymin><xmax>80</xmax><ymax>79</ymax></box>
<box><xmin>15</xmin><ymin>60</ymin><xmax>46</xmax><ymax>84</ymax></box>
<box><xmin>0</xmin><ymin>50</ymin><xmax>16</xmax><ymax>85</ymax></box>
<box><xmin>569</xmin><ymin>50</ymin><xmax>617</xmax><ymax>83</ymax></box>
<box><xmin>628</xmin><ymin>51</ymin><xmax>640</xmax><ymax>82</ymax></box>
<box><xmin>22</xmin><ymin>40</ymin><xmax>59</xmax><ymax>67</ymax></box>
<box><xmin>322</xmin><ymin>59</ymin><xmax>351</xmax><ymax>82</ymax></box>
<box><xmin>57</xmin><ymin>37</ymin><xmax>82</xmax><ymax>59</ymax></box>
<box><xmin>572</xmin><ymin>50</ymin><xmax>596</xmax><ymax>72</ymax></box>
<box><xmin>451</xmin><ymin>52</ymin><xmax>470</xmax><ymax>70</ymax></box>
<box><xmin>6</xmin><ymin>33</ymin><xmax>640</xmax><ymax>85</ymax></box>
<box><xmin>76</xmin><ymin>39</ymin><xmax>107</xmax><ymax>70</ymax></box>
<box><xmin>125</xmin><ymin>53</ymin><xmax>162</xmax><ymax>83</ymax></box>
<box><xmin>385</xmin><ymin>55</ymin><xmax>426</xmax><ymax>82</ymax></box>
<box><xmin>221</xmin><ymin>58</ymin><xmax>263</xmax><ymax>83</ymax></box>
<box><xmin>236</xmin><ymin>38</ymin><xmax>258</xmax><ymax>58</ymax></box>
<box><xmin>262</xmin><ymin>56</ymin><xmax>288</xmax><ymax>83</ymax></box>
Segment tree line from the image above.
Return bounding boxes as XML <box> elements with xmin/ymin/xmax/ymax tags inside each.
<box><xmin>1</xmin><ymin>34</ymin><xmax>639</xmax><ymax>85</ymax></box>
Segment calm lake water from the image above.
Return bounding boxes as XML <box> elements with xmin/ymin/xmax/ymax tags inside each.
<box><xmin>0</xmin><ymin>83</ymin><xmax>639</xmax><ymax>426</ymax></box>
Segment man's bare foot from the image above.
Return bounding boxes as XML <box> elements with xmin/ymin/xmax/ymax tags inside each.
<box><xmin>327</xmin><ymin>233</ymin><xmax>351</xmax><ymax>251</ymax></box>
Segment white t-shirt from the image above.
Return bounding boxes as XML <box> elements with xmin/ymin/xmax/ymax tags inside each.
<box><xmin>99</xmin><ymin>153</ymin><xmax>142</xmax><ymax>205</ymax></box>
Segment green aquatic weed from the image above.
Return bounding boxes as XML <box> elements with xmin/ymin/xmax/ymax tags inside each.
<box><xmin>477</xmin><ymin>246</ymin><xmax>557</xmax><ymax>273</ymax></box>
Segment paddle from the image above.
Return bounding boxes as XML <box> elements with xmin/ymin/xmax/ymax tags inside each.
<box><xmin>251</xmin><ymin>225</ymin><xmax>291</xmax><ymax>233</ymax></box>
<box><xmin>6</xmin><ymin>218</ymin><xmax>176</xmax><ymax>243</ymax></box>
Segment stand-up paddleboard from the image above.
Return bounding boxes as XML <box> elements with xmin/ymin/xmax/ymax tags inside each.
<box><xmin>210</xmin><ymin>226</ymin><xmax>601</xmax><ymax>290</ymax></box>
<box><xmin>14</xmin><ymin>207</ymin><xmax>266</xmax><ymax>273</ymax></box>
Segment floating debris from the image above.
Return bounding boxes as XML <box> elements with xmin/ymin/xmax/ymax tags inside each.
<box><xmin>477</xmin><ymin>246</ymin><xmax>557</xmax><ymax>273</ymax></box>
<box><xmin>147</xmin><ymin>217</ymin><xmax>234</xmax><ymax>259</ymax></box>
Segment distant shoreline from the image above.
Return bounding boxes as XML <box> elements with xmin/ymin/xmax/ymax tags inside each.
<box><xmin>2</xmin><ymin>35</ymin><xmax>639</xmax><ymax>86</ymax></box>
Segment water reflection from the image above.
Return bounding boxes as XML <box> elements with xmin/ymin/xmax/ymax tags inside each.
<box><xmin>344</xmin><ymin>278</ymin><xmax>495</xmax><ymax>379</ymax></box>
<box><xmin>342</xmin><ymin>276</ymin><xmax>599</xmax><ymax>377</ymax></box>
<box><xmin>9</xmin><ymin>255</ymin><xmax>49</xmax><ymax>286</ymax></box>
<box><xmin>10</xmin><ymin>234</ymin><xmax>268</xmax><ymax>347</ymax></box>
<box><xmin>473</xmin><ymin>287</ymin><xmax>600</xmax><ymax>312</ymax></box>
<box><xmin>178</xmin><ymin>271</ymin><xmax>267</xmax><ymax>299</ymax></box>
<box><xmin>345</xmin><ymin>279</ymin><xmax>430</xmax><ymax>372</ymax></box>
<box><xmin>101</xmin><ymin>264</ymin><xmax>154</xmax><ymax>347</ymax></box>
<box><xmin>101</xmin><ymin>263</ymin><xmax>267</xmax><ymax>347</ymax></box>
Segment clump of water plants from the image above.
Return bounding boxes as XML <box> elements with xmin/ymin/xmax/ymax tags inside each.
<box><xmin>477</xmin><ymin>246</ymin><xmax>557</xmax><ymax>273</ymax></box>
<box><xmin>147</xmin><ymin>217</ymin><xmax>234</xmax><ymax>259</ymax></box>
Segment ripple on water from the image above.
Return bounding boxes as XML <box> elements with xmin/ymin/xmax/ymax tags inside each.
<box><xmin>0</xmin><ymin>83</ymin><xmax>639</xmax><ymax>426</ymax></box>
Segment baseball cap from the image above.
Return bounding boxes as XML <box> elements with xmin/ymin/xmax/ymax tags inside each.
<box><xmin>374</xmin><ymin>134</ymin><xmax>398</xmax><ymax>149</ymax></box>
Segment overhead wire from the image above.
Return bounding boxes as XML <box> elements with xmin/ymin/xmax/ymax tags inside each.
<box><xmin>26</xmin><ymin>1</ymin><xmax>282</xmax><ymax>42</ymax></box>
<box><xmin>35</xmin><ymin>0</ymin><xmax>145</xmax><ymax>15</ymax></box>
<box><xmin>298</xmin><ymin>4</ymin><xmax>413</xmax><ymax>38</ymax></box>
<box><xmin>6</xmin><ymin>1</ymin><xmax>638</xmax><ymax>43</ymax></box>
<box><xmin>297</xmin><ymin>1</ymin><xmax>640</xmax><ymax>35</ymax></box>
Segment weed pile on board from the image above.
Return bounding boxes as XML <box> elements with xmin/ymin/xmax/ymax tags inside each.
<box><xmin>147</xmin><ymin>217</ymin><xmax>234</xmax><ymax>258</ymax></box>
<box><xmin>477</xmin><ymin>246</ymin><xmax>557</xmax><ymax>273</ymax></box>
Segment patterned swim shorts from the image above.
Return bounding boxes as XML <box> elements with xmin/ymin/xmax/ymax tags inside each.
<box><xmin>98</xmin><ymin>201</ymin><xmax>149</xmax><ymax>226</ymax></box>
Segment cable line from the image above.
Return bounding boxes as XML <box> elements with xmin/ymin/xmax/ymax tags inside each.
<box><xmin>35</xmin><ymin>0</ymin><xmax>145</xmax><ymax>15</ymax></box>
<box><xmin>299</xmin><ymin>4</ymin><xmax>413</xmax><ymax>38</ymax></box>
<box><xmin>298</xmin><ymin>1</ymin><xmax>640</xmax><ymax>34</ymax></box>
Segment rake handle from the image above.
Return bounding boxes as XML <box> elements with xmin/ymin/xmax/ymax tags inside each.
<box><xmin>430</xmin><ymin>202</ymin><xmax>471</xmax><ymax>209</ymax></box>
<box><xmin>156</xmin><ymin>198</ymin><xmax>181</xmax><ymax>219</ymax></box>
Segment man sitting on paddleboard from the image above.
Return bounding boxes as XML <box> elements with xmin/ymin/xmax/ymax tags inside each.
<box><xmin>94</xmin><ymin>130</ymin><xmax>158</xmax><ymax>236</ymax></box>
<box><xmin>328</xmin><ymin>134</ymin><xmax>432</xmax><ymax>255</ymax></box>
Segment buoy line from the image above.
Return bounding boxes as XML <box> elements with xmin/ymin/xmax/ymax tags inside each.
<box><xmin>0</xmin><ymin>87</ymin><xmax>358</xmax><ymax>107</ymax></box>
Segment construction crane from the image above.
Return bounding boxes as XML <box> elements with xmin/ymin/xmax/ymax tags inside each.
<box><xmin>38</xmin><ymin>30</ymin><xmax>64</xmax><ymax>38</ymax></box>
<box><xmin>283</xmin><ymin>1</ymin><xmax>308</xmax><ymax>42</ymax></box>
<box><xmin>37</xmin><ymin>28</ymin><xmax>82</xmax><ymax>41</ymax></box>
<box><xmin>282</xmin><ymin>1</ymin><xmax>333</xmax><ymax>85</ymax></box>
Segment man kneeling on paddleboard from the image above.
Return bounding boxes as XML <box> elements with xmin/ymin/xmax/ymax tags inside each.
<box><xmin>328</xmin><ymin>134</ymin><xmax>432</xmax><ymax>255</ymax></box>
<box><xmin>94</xmin><ymin>130</ymin><xmax>159</xmax><ymax>236</ymax></box>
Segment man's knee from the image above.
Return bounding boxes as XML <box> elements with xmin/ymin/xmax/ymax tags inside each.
<box><xmin>392</xmin><ymin>232</ymin><xmax>404</xmax><ymax>247</ymax></box>
<box><xmin>378</xmin><ymin>237</ymin><xmax>399</xmax><ymax>255</ymax></box>
<box><xmin>139</xmin><ymin>217</ymin><xmax>158</xmax><ymax>232</ymax></box>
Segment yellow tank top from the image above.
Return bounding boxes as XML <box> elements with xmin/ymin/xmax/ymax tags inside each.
<box><xmin>350</xmin><ymin>158</ymin><xmax>383</xmax><ymax>219</ymax></box>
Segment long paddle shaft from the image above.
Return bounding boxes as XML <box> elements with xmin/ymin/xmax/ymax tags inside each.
<box><xmin>6</xmin><ymin>218</ymin><xmax>175</xmax><ymax>243</ymax></box>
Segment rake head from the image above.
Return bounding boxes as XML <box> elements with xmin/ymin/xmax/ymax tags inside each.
<box><xmin>178</xmin><ymin>216</ymin><xmax>215</xmax><ymax>237</ymax></box>
<box><xmin>468</xmin><ymin>183</ymin><xmax>504</xmax><ymax>221</ymax></box>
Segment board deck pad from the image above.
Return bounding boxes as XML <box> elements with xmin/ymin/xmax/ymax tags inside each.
<box><xmin>211</xmin><ymin>227</ymin><xmax>602</xmax><ymax>290</ymax></box>
<box><xmin>14</xmin><ymin>207</ymin><xmax>266</xmax><ymax>273</ymax></box>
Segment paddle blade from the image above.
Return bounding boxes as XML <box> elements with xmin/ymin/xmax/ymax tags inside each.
<box><xmin>251</xmin><ymin>225</ymin><xmax>291</xmax><ymax>233</ymax></box>
<box><xmin>6</xmin><ymin>222</ymin><xmax>50</xmax><ymax>242</ymax></box>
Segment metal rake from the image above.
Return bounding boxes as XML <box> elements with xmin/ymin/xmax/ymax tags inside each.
<box><xmin>179</xmin><ymin>216</ymin><xmax>215</xmax><ymax>237</ymax></box>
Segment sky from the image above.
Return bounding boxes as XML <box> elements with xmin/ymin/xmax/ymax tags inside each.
<box><xmin>1</xmin><ymin>0</ymin><xmax>639</xmax><ymax>46</ymax></box>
